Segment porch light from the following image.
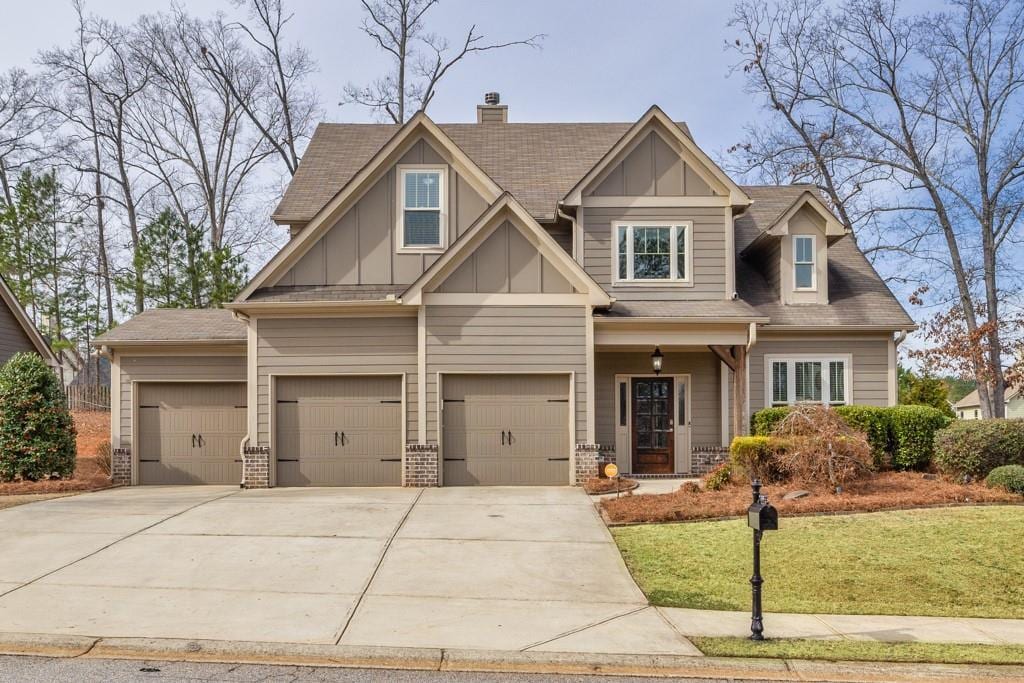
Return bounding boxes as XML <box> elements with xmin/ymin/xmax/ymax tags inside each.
<box><xmin>651</xmin><ymin>346</ymin><xmax>664</xmax><ymax>375</ymax></box>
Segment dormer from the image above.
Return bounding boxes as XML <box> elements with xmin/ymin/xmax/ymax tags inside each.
<box><xmin>741</xmin><ymin>190</ymin><xmax>847</xmax><ymax>305</ymax></box>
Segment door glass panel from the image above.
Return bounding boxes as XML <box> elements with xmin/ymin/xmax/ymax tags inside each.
<box><xmin>678</xmin><ymin>381</ymin><xmax>686</xmax><ymax>424</ymax></box>
<box><xmin>618</xmin><ymin>382</ymin><xmax>627</xmax><ymax>426</ymax></box>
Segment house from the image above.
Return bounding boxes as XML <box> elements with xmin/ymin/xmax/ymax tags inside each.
<box><xmin>94</xmin><ymin>99</ymin><xmax>915</xmax><ymax>488</ymax></box>
<box><xmin>954</xmin><ymin>387</ymin><xmax>1024</xmax><ymax>420</ymax></box>
<box><xmin>0</xmin><ymin>274</ymin><xmax>59</xmax><ymax>372</ymax></box>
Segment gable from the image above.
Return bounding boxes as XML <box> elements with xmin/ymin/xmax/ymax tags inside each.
<box><xmin>589</xmin><ymin>130</ymin><xmax>714</xmax><ymax>197</ymax></box>
<box><xmin>435</xmin><ymin>220</ymin><xmax>573</xmax><ymax>294</ymax></box>
<box><xmin>270</xmin><ymin>135</ymin><xmax>490</xmax><ymax>289</ymax></box>
<box><xmin>788</xmin><ymin>204</ymin><xmax>827</xmax><ymax>235</ymax></box>
<box><xmin>0</xmin><ymin>295</ymin><xmax>38</xmax><ymax>362</ymax></box>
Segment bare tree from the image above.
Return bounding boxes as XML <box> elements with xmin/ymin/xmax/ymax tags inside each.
<box><xmin>200</xmin><ymin>0</ymin><xmax>319</xmax><ymax>176</ymax></box>
<box><xmin>0</xmin><ymin>69</ymin><xmax>52</xmax><ymax>206</ymax></box>
<box><xmin>342</xmin><ymin>0</ymin><xmax>543</xmax><ymax>122</ymax></box>
<box><xmin>728</xmin><ymin>0</ymin><xmax>1024</xmax><ymax>417</ymax></box>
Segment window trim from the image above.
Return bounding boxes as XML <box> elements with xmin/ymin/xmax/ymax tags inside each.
<box><xmin>396</xmin><ymin>164</ymin><xmax>448</xmax><ymax>253</ymax></box>
<box><xmin>764</xmin><ymin>354</ymin><xmax>853</xmax><ymax>407</ymax></box>
<box><xmin>611</xmin><ymin>220</ymin><xmax>694</xmax><ymax>286</ymax></box>
<box><xmin>793</xmin><ymin>234</ymin><xmax>817</xmax><ymax>291</ymax></box>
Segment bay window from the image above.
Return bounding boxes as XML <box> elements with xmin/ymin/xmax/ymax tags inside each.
<box><xmin>767</xmin><ymin>355</ymin><xmax>850</xmax><ymax>406</ymax></box>
<box><xmin>613</xmin><ymin>222</ymin><xmax>692</xmax><ymax>284</ymax></box>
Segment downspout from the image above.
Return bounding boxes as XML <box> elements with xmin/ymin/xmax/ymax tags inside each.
<box><xmin>747</xmin><ymin>322</ymin><xmax>758</xmax><ymax>351</ymax></box>
<box><xmin>556</xmin><ymin>203</ymin><xmax>579</xmax><ymax>263</ymax></box>
<box><xmin>894</xmin><ymin>329</ymin><xmax>908</xmax><ymax>347</ymax></box>
<box><xmin>231</xmin><ymin>311</ymin><xmax>253</xmax><ymax>472</ymax></box>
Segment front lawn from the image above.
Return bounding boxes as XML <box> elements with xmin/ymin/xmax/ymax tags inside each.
<box><xmin>612</xmin><ymin>506</ymin><xmax>1024</xmax><ymax>618</ymax></box>
<box><xmin>691</xmin><ymin>637</ymin><xmax>1024</xmax><ymax>665</ymax></box>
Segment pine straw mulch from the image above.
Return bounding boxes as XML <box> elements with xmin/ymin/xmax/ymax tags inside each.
<box><xmin>584</xmin><ymin>477</ymin><xmax>639</xmax><ymax>495</ymax></box>
<box><xmin>600</xmin><ymin>471</ymin><xmax>1023</xmax><ymax>525</ymax></box>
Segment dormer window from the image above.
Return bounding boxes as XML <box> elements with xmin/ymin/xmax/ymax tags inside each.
<box><xmin>794</xmin><ymin>235</ymin><xmax>816</xmax><ymax>290</ymax></box>
<box><xmin>398</xmin><ymin>166</ymin><xmax>447</xmax><ymax>251</ymax></box>
<box><xmin>613</xmin><ymin>221</ymin><xmax>692</xmax><ymax>285</ymax></box>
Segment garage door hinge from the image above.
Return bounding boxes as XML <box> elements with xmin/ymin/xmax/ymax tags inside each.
<box><xmin>379</xmin><ymin>399</ymin><xmax>402</xmax><ymax>404</ymax></box>
<box><xmin>139</xmin><ymin>459</ymin><xmax>159</xmax><ymax>463</ymax></box>
<box><xmin>547</xmin><ymin>457</ymin><xmax>570</xmax><ymax>461</ymax></box>
<box><xmin>139</xmin><ymin>405</ymin><xmax>160</xmax><ymax>409</ymax></box>
<box><xmin>276</xmin><ymin>400</ymin><xmax>298</xmax><ymax>404</ymax></box>
<box><xmin>443</xmin><ymin>458</ymin><xmax>466</xmax><ymax>461</ymax></box>
<box><xmin>547</xmin><ymin>399</ymin><xmax>569</xmax><ymax>403</ymax></box>
<box><xmin>379</xmin><ymin>458</ymin><xmax>401</xmax><ymax>462</ymax></box>
<box><xmin>234</xmin><ymin>405</ymin><xmax>247</xmax><ymax>409</ymax></box>
<box><xmin>277</xmin><ymin>458</ymin><xmax>299</xmax><ymax>462</ymax></box>
<box><xmin>442</xmin><ymin>399</ymin><xmax>464</xmax><ymax>403</ymax></box>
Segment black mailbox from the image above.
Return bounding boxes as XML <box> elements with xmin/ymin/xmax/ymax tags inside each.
<box><xmin>747</xmin><ymin>495</ymin><xmax>778</xmax><ymax>532</ymax></box>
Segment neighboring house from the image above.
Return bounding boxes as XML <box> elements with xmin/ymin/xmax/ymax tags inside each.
<box><xmin>954</xmin><ymin>387</ymin><xmax>1024</xmax><ymax>420</ymax></box>
<box><xmin>0</xmin><ymin>275</ymin><xmax>59</xmax><ymax>372</ymax></box>
<box><xmin>94</xmin><ymin>99</ymin><xmax>915</xmax><ymax>488</ymax></box>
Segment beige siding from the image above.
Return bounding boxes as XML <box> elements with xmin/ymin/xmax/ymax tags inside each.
<box><xmin>274</xmin><ymin>136</ymin><xmax>488</xmax><ymax>288</ymax></box>
<box><xmin>256</xmin><ymin>317</ymin><xmax>417</xmax><ymax>447</ymax></box>
<box><xmin>595</xmin><ymin>351</ymin><xmax>723</xmax><ymax>449</ymax></box>
<box><xmin>425</xmin><ymin>306</ymin><xmax>587</xmax><ymax>442</ymax></box>
<box><xmin>118</xmin><ymin>355</ymin><xmax>246</xmax><ymax>451</ymax></box>
<box><xmin>749</xmin><ymin>335</ymin><xmax>892</xmax><ymax>412</ymax></box>
<box><xmin>581</xmin><ymin>206</ymin><xmax>727</xmax><ymax>299</ymax></box>
<box><xmin>589</xmin><ymin>131</ymin><xmax>713</xmax><ymax>197</ymax></box>
<box><xmin>436</xmin><ymin>220</ymin><xmax>573</xmax><ymax>294</ymax></box>
<box><xmin>0</xmin><ymin>300</ymin><xmax>37</xmax><ymax>363</ymax></box>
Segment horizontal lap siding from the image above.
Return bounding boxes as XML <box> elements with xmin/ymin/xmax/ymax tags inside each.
<box><xmin>595</xmin><ymin>351</ymin><xmax>722</xmax><ymax>448</ymax></box>
<box><xmin>581</xmin><ymin>206</ymin><xmax>727</xmax><ymax>300</ymax></box>
<box><xmin>425</xmin><ymin>306</ymin><xmax>587</xmax><ymax>443</ymax></box>
<box><xmin>118</xmin><ymin>355</ymin><xmax>246</xmax><ymax>450</ymax></box>
<box><xmin>749</xmin><ymin>336</ymin><xmax>892</xmax><ymax>412</ymax></box>
<box><xmin>256</xmin><ymin>317</ymin><xmax>417</xmax><ymax>446</ymax></box>
<box><xmin>0</xmin><ymin>303</ymin><xmax>36</xmax><ymax>363</ymax></box>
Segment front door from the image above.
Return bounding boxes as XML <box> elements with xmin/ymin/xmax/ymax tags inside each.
<box><xmin>631</xmin><ymin>378</ymin><xmax>674</xmax><ymax>474</ymax></box>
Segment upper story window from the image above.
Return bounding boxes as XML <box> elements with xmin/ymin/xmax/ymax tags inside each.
<box><xmin>613</xmin><ymin>222</ymin><xmax>692</xmax><ymax>285</ymax></box>
<box><xmin>768</xmin><ymin>355</ymin><xmax>850</xmax><ymax>407</ymax></box>
<box><xmin>794</xmin><ymin>235</ymin><xmax>816</xmax><ymax>290</ymax></box>
<box><xmin>399</xmin><ymin>166</ymin><xmax>447</xmax><ymax>251</ymax></box>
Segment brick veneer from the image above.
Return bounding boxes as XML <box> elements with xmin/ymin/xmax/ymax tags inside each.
<box><xmin>691</xmin><ymin>445</ymin><xmax>729</xmax><ymax>475</ymax></box>
<box><xmin>573</xmin><ymin>443</ymin><xmax>601</xmax><ymax>484</ymax></box>
<box><xmin>112</xmin><ymin>447</ymin><xmax>131</xmax><ymax>486</ymax></box>
<box><xmin>242</xmin><ymin>446</ymin><xmax>271</xmax><ymax>489</ymax></box>
<box><xmin>403</xmin><ymin>443</ymin><xmax>439</xmax><ymax>487</ymax></box>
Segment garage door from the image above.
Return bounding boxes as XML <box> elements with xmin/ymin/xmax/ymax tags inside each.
<box><xmin>442</xmin><ymin>374</ymin><xmax>570</xmax><ymax>486</ymax></box>
<box><xmin>275</xmin><ymin>376</ymin><xmax>402</xmax><ymax>486</ymax></box>
<box><xmin>137</xmin><ymin>382</ymin><xmax>246</xmax><ymax>485</ymax></box>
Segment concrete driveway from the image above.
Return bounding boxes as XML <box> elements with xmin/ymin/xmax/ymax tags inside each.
<box><xmin>0</xmin><ymin>486</ymin><xmax>695</xmax><ymax>654</ymax></box>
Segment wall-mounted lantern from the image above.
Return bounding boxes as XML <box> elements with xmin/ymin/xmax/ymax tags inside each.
<box><xmin>651</xmin><ymin>346</ymin><xmax>664</xmax><ymax>375</ymax></box>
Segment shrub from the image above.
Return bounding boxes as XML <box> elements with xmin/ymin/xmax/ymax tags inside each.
<box><xmin>888</xmin><ymin>405</ymin><xmax>952</xmax><ymax>470</ymax></box>
<box><xmin>771</xmin><ymin>404</ymin><xmax>873</xmax><ymax>487</ymax></box>
<box><xmin>934</xmin><ymin>419</ymin><xmax>1024</xmax><ymax>478</ymax></box>
<box><xmin>0</xmin><ymin>353</ymin><xmax>77</xmax><ymax>481</ymax></box>
<box><xmin>986</xmin><ymin>465</ymin><xmax>1024</xmax><ymax>495</ymax></box>
<box><xmin>833</xmin><ymin>405</ymin><xmax>892</xmax><ymax>468</ymax></box>
<box><xmin>751</xmin><ymin>407</ymin><xmax>792</xmax><ymax>436</ymax></box>
<box><xmin>95</xmin><ymin>440</ymin><xmax>112</xmax><ymax>476</ymax></box>
<box><xmin>729</xmin><ymin>436</ymin><xmax>786</xmax><ymax>483</ymax></box>
<box><xmin>704</xmin><ymin>462</ymin><xmax>732</xmax><ymax>491</ymax></box>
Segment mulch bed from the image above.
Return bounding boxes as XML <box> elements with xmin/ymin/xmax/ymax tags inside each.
<box><xmin>600</xmin><ymin>471</ymin><xmax>1023</xmax><ymax>524</ymax></box>
<box><xmin>0</xmin><ymin>411</ymin><xmax>112</xmax><ymax>496</ymax></box>
<box><xmin>584</xmin><ymin>477</ymin><xmax>639</xmax><ymax>495</ymax></box>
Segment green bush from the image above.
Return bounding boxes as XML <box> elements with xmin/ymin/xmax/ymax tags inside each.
<box><xmin>704</xmin><ymin>462</ymin><xmax>732</xmax><ymax>491</ymax></box>
<box><xmin>729</xmin><ymin>436</ymin><xmax>786</xmax><ymax>482</ymax></box>
<box><xmin>888</xmin><ymin>405</ymin><xmax>951</xmax><ymax>470</ymax></box>
<box><xmin>0</xmin><ymin>352</ymin><xmax>77</xmax><ymax>481</ymax></box>
<box><xmin>833</xmin><ymin>405</ymin><xmax>893</xmax><ymax>467</ymax></box>
<box><xmin>934</xmin><ymin>419</ymin><xmax>1024</xmax><ymax>478</ymax></box>
<box><xmin>751</xmin><ymin>407</ymin><xmax>792</xmax><ymax>435</ymax></box>
<box><xmin>986</xmin><ymin>465</ymin><xmax>1024</xmax><ymax>495</ymax></box>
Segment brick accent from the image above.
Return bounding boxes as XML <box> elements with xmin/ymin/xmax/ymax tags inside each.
<box><xmin>691</xmin><ymin>445</ymin><xmax>729</xmax><ymax>476</ymax></box>
<box><xmin>403</xmin><ymin>443</ymin><xmax>438</xmax><ymax>487</ymax></box>
<box><xmin>243</xmin><ymin>446</ymin><xmax>271</xmax><ymax>489</ymax></box>
<box><xmin>573</xmin><ymin>443</ymin><xmax>601</xmax><ymax>485</ymax></box>
<box><xmin>112</xmin><ymin>447</ymin><xmax>131</xmax><ymax>486</ymax></box>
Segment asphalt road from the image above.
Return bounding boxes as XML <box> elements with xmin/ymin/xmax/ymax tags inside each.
<box><xmin>0</xmin><ymin>655</ymin><xmax>784</xmax><ymax>683</ymax></box>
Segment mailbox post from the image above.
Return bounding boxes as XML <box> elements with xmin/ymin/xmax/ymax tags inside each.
<box><xmin>746</xmin><ymin>479</ymin><xmax>778</xmax><ymax>641</ymax></box>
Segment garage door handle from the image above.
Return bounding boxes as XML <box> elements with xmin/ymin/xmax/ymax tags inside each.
<box><xmin>335</xmin><ymin>431</ymin><xmax>339</xmax><ymax>446</ymax></box>
<box><xmin>197</xmin><ymin>434</ymin><xmax>204</xmax><ymax>447</ymax></box>
<box><xmin>501</xmin><ymin>430</ymin><xmax>506</xmax><ymax>445</ymax></box>
<box><xmin>380</xmin><ymin>458</ymin><xmax>401</xmax><ymax>462</ymax></box>
<box><xmin>192</xmin><ymin>434</ymin><xmax>196</xmax><ymax>448</ymax></box>
<box><xmin>139</xmin><ymin>459</ymin><xmax>159</xmax><ymax>463</ymax></box>
<box><xmin>548</xmin><ymin>457</ymin><xmax>570</xmax><ymax>462</ymax></box>
<box><xmin>278</xmin><ymin>458</ymin><xmax>298</xmax><ymax>462</ymax></box>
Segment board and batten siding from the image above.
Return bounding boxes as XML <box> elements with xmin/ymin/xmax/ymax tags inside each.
<box><xmin>748</xmin><ymin>336</ymin><xmax>892</xmax><ymax>412</ymax></box>
<box><xmin>588</xmin><ymin>130</ymin><xmax>714</xmax><ymax>197</ymax></box>
<box><xmin>424</xmin><ymin>305</ymin><xmax>587</xmax><ymax>442</ymax></box>
<box><xmin>580</xmin><ymin>206</ymin><xmax>728</xmax><ymax>300</ymax></box>
<box><xmin>273</xmin><ymin>137</ymin><xmax>488</xmax><ymax>289</ymax></box>
<box><xmin>117</xmin><ymin>355</ymin><xmax>246</xmax><ymax>450</ymax></box>
<box><xmin>595</xmin><ymin>351</ymin><xmax>724</xmax><ymax>449</ymax></box>
<box><xmin>255</xmin><ymin>316</ymin><xmax>418</xmax><ymax>447</ymax></box>
<box><xmin>0</xmin><ymin>301</ymin><xmax>37</xmax><ymax>364</ymax></box>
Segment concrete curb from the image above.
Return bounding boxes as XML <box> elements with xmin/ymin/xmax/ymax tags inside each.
<box><xmin>0</xmin><ymin>632</ymin><xmax>1023</xmax><ymax>681</ymax></box>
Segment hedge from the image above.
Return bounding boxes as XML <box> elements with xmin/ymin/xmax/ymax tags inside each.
<box><xmin>934</xmin><ymin>419</ymin><xmax>1024</xmax><ymax>478</ymax></box>
<box><xmin>986</xmin><ymin>465</ymin><xmax>1024</xmax><ymax>495</ymax></box>
<box><xmin>833</xmin><ymin>405</ymin><xmax>892</xmax><ymax>468</ymax></box>
<box><xmin>729</xmin><ymin>436</ymin><xmax>787</xmax><ymax>482</ymax></box>
<box><xmin>751</xmin><ymin>407</ymin><xmax>792</xmax><ymax>436</ymax></box>
<box><xmin>0</xmin><ymin>352</ymin><xmax>77</xmax><ymax>481</ymax></box>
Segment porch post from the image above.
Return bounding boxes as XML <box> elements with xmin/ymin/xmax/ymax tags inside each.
<box><xmin>732</xmin><ymin>345</ymin><xmax>748</xmax><ymax>438</ymax></box>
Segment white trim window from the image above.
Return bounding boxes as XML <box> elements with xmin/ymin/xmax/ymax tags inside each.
<box><xmin>793</xmin><ymin>235</ymin><xmax>816</xmax><ymax>290</ymax></box>
<box><xmin>398</xmin><ymin>166</ymin><xmax>447</xmax><ymax>251</ymax></box>
<box><xmin>767</xmin><ymin>355</ymin><xmax>851</xmax><ymax>407</ymax></box>
<box><xmin>613</xmin><ymin>221</ymin><xmax>692</xmax><ymax>284</ymax></box>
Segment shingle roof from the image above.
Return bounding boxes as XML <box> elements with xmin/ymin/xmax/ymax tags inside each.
<box><xmin>954</xmin><ymin>386</ymin><xmax>1022</xmax><ymax>409</ymax></box>
<box><xmin>596</xmin><ymin>299</ymin><xmax>767</xmax><ymax>320</ymax></box>
<box><xmin>93</xmin><ymin>309</ymin><xmax>245</xmax><ymax>344</ymax></box>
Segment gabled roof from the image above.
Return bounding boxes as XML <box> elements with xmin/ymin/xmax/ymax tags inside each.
<box><xmin>93</xmin><ymin>309</ymin><xmax>245</xmax><ymax>346</ymax></box>
<box><xmin>402</xmin><ymin>193</ymin><xmax>611</xmax><ymax>306</ymax></box>
<box><xmin>0</xmin><ymin>275</ymin><xmax>58</xmax><ymax>366</ymax></box>
<box><xmin>954</xmin><ymin>386</ymin><xmax>1021</xmax><ymax>410</ymax></box>
<box><xmin>740</xmin><ymin>189</ymin><xmax>848</xmax><ymax>257</ymax></box>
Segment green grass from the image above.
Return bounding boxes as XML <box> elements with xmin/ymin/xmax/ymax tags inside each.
<box><xmin>612</xmin><ymin>506</ymin><xmax>1024</xmax><ymax>618</ymax></box>
<box><xmin>691</xmin><ymin>637</ymin><xmax>1024</xmax><ymax>665</ymax></box>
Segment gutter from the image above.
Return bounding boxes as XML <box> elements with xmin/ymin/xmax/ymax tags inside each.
<box><xmin>894</xmin><ymin>328</ymin><xmax>909</xmax><ymax>347</ymax></box>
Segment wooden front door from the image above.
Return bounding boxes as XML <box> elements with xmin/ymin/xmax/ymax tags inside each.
<box><xmin>631</xmin><ymin>378</ymin><xmax>674</xmax><ymax>474</ymax></box>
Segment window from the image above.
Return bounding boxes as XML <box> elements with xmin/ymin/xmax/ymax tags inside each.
<box><xmin>399</xmin><ymin>167</ymin><xmax>446</xmax><ymax>250</ymax></box>
<box><xmin>794</xmin><ymin>235</ymin><xmax>815</xmax><ymax>289</ymax></box>
<box><xmin>613</xmin><ymin>222</ymin><xmax>691</xmax><ymax>283</ymax></box>
<box><xmin>768</xmin><ymin>356</ymin><xmax>850</xmax><ymax>406</ymax></box>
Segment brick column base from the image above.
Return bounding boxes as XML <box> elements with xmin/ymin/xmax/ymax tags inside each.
<box><xmin>573</xmin><ymin>443</ymin><xmax>601</xmax><ymax>485</ymax></box>
<box><xmin>112</xmin><ymin>447</ymin><xmax>131</xmax><ymax>486</ymax></box>
<box><xmin>243</xmin><ymin>446</ymin><xmax>271</xmax><ymax>489</ymax></box>
<box><xmin>403</xmin><ymin>444</ymin><xmax>439</xmax><ymax>487</ymax></box>
<box><xmin>692</xmin><ymin>446</ymin><xmax>729</xmax><ymax>476</ymax></box>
